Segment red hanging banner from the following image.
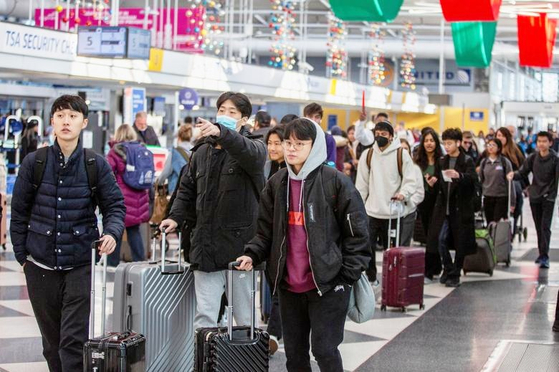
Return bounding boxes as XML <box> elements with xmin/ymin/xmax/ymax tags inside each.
<box><xmin>440</xmin><ymin>0</ymin><xmax>502</xmax><ymax>22</ymax></box>
<box><xmin>518</xmin><ymin>14</ymin><xmax>557</xmax><ymax>68</ymax></box>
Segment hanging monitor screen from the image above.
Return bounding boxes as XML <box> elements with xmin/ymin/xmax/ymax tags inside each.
<box><xmin>77</xmin><ymin>26</ymin><xmax>151</xmax><ymax>59</ymax></box>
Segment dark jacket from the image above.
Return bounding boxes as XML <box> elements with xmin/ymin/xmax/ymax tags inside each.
<box><xmin>134</xmin><ymin>124</ymin><xmax>161</xmax><ymax>146</ymax></box>
<box><xmin>10</xmin><ymin>141</ymin><xmax>126</xmax><ymax>268</ymax></box>
<box><xmin>514</xmin><ymin>149</ymin><xmax>559</xmax><ymax>202</ymax></box>
<box><xmin>244</xmin><ymin>165</ymin><xmax>371</xmax><ymax>296</ymax></box>
<box><xmin>168</xmin><ymin>125</ymin><xmax>267</xmax><ymax>272</ymax></box>
<box><xmin>427</xmin><ymin>152</ymin><xmax>477</xmax><ymax>257</ymax></box>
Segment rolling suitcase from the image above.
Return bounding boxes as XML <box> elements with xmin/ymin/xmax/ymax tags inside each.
<box><xmin>463</xmin><ymin>229</ymin><xmax>496</xmax><ymax>276</ymax></box>
<box><xmin>381</xmin><ymin>201</ymin><xmax>425</xmax><ymax>312</ymax></box>
<box><xmin>490</xmin><ymin>179</ymin><xmax>513</xmax><ymax>267</ymax></box>
<box><xmin>112</xmin><ymin>232</ymin><xmax>196</xmax><ymax>372</ymax></box>
<box><xmin>195</xmin><ymin>262</ymin><xmax>270</xmax><ymax>372</ymax></box>
<box><xmin>84</xmin><ymin>241</ymin><xmax>146</xmax><ymax>372</ymax></box>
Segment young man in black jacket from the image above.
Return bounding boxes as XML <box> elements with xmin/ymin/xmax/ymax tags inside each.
<box><xmin>236</xmin><ymin>118</ymin><xmax>370</xmax><ymax>372</ymax></box>
<box><xmin>508</xmin><ymin>131</ymin><xmax>559</xmax><ymax>269</ymax></box>
<box><xmin>160</xmin><ymin>92</ymin><xmax>267</xmax><ymax>330</ymax></box>
<box><xmin>10</xmin><ymin>95</ymin><xmax>126</xmax><ymax>372</ymax></box>
<box><xmin>428</xmin><ymin>128</ymin><xmax>477</xmax><ymax>288</ymax></box>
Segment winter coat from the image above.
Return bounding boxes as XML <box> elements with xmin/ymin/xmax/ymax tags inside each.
<box><xmin>107</xmin><ymin>142</ymin><xmax>151</xmax><ymax>228</ymax></box>
<box><xmin>426</xmin><ymin>152</ymin><xmax>477</xmax><ymax>256</ymax></box>
<box><xmin>134</xmin><ymin>124</ymin><xmax>160</xmax><ymax>147</ymax></box>
<box><xmin>355</xmin><ymin>139</ymin><xmax>418</xmax><ymax>219</ymax></box>
<box><xmin>10</xmin><ymin>140</ymin><xmax>125</xmax><ymax>269</ymax></box>
<box><xmin>168</xmin><ymin>125</ymin><xmax>267</xmax><ymax>272</ymax></box>
<box><xmin>244</xmin><ymin>165</ymin><xmax>371</xmax><ymax>296</ymax></box>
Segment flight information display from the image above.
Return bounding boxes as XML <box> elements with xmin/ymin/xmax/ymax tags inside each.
<box><xmin>77</xmin><ymin>27</ymin><xmax>151</xmax><ymax>59</ymax></box>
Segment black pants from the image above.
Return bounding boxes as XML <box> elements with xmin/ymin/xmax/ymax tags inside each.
<box><xmin>531</xmin><ymin>200</ymin><xmax>555</xmax><ymax>259</ymax></box>
<box><xmin>484</xmin><ymin>196</ymin><xmax>509</xmax><ymax>223</ymax></box>
<box><xmin>365</xmin><ymin>217</ymin><xmax>389</xmax><ymax>282</ymax></box>
<box><xmin>265</xmin><ymin>272</ymin><xmax>282</xmax><ymax>339</ymax></box>
<box><xmin>513</xmin><ymin>181</ymin><xmax>524</xmax><ymax>233</ymax></box>
<box><xmin>419</xmin><ymin>198</ymin><xmax>442</xmax><ymax>279</ymax></box>
<box><xmin>24</xmin><ymin>262</ymin><xmax>91</xmax><ymax>372</ymax></box>
<box><xmin>279</xmin><ymin>285</ymin><xmax>350</xmax><ymax>372</ymax></box>
<box><xmin>438</xmin><ymin>218</ymin><xmax>465</xmax><ymax>279</ymax></box>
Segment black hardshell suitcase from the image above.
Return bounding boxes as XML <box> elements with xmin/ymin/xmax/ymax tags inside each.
<box><xmin>84</xmin><ymin>241</ymin><xmax>146</xmax><ymax>372</ymax></box>
<box><xmin>194</xmin><ymin>262</ymin><xmax>269</xmax><ymax>371</ymax></box>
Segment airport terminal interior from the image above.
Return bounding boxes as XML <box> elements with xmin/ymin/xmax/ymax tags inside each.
<box><xmin>0</xmin><ymin>0</ymin><xmax>559</xmax><ymax>371</ymax></box>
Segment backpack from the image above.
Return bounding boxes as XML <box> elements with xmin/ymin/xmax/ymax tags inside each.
<box><xmin>119</xmin><ymin>142</ymin><xmax>155</xmax><ymax>190</ymax></box>
<box><xmin>33</xmin><ymin>147</ymin><xmax>98</xmax><ymax>204</ymax></box>
<box><xmin>366</xmin><ymin>147</ymin><xmax>403</xmax><ymax>179</ymax></box>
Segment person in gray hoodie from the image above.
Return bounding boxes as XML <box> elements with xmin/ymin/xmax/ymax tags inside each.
<box><xmin>508</xmin><ymin>131</ymin><xmax>559</xmax><ymax>269</ymax></box>
<box><xmin>236</xmin><ymin>118</ymin><xmax>370</xmax><ymax>372</ymax></box>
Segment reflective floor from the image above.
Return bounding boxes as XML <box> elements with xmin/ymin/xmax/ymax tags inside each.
<box><xmin>0</xmin><ymin>200</ymin><xmax>558</xmax><ymax>372</ymax></box>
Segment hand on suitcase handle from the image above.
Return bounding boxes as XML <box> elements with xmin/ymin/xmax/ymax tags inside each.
<box><xmin>234</xmin><ymin>256</ymin><xmax>253</xmax><ymax>271</ymax></box>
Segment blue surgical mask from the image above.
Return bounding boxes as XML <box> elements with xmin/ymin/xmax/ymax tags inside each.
<box><xmin>216</xmin><ymin>115</ymin><xmax>238</xmax><ymax>131</ymax></box>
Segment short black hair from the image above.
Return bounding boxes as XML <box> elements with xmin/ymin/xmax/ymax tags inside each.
<box><xmin>216</xmin><ymin>91</ymin><xmax>252</xmax><ymax>118</ymax></box>
<box><xmin>303</xmin><ymin>103</ymin><xmax>323</xmax><ymax>119</ymax></box>
<box><xmin>184</xmin><ymin>116</ymin><xmax>193</xmax><ymax>124</ymax></box>
<box><xmin>442</xmin><ymin>128</ymin><xmax>463</xmax><ymax>141</ymax></box>
<box><xmin>255</xmin><ymin>111</ymin><xmax>272</xmax><ymax>128</ymax></box>
<box><xmin>266</xmin><ymin>125</ymin><xmax>285</xmax><ymax>143</ymax></box>
<box><xmin>50</xmin><ymin>95</ymin><xmax>89</xmax><ymax>119</ymax></box>
<box><xmin>284</xmin><ymin>118</ymin><xmax>317</xmax><ymax>144</ymax></box>
<box><xmin>537</xmin><ymin>131</ymin><xmax>553</xmax><ymax>142</ymax></box>
<box><xmin>280</xmin><ymin>114</ymin><xmax>298</xmax><ymax>125</ymax></box>
<box><xmin>376</xmin><ymin>112</ymin><xmax>389</xmax><ymax>121</ymax></box>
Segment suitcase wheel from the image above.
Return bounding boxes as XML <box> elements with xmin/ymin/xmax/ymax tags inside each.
<box><xmin>420</xmin><ymin>304</ymin><xmax>425</xmax><ymax>310</ymax></box>
<box><xmin>488</xmin><ymin>270</ymin><xmax>493</xmax><ymax>277</ymax></box>
<box><xmin>401</xmin><ymin>307</ymin><xmax>407</xmax><ymax>313</ymax></box>
<box><xmin>380</xmin><ymin>305</ymin><xmax>387</xmax><ymax>312</ymax></box>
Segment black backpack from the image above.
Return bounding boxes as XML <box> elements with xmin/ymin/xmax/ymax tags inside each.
<box><xmin>33</xmin><ymin>147</ymin><xmax>98</xmax><ymax>205</ymax></box>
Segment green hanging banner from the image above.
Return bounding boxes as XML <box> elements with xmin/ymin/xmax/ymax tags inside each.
<box><xmin>451</xmin><ymin>22</ymin><xmax>497</xmax><ymax>67</ymax></box>
<box><xmin>329</xmin><ymin>0</ymin><xmax>404</xmax><ymax>22</ymax></box>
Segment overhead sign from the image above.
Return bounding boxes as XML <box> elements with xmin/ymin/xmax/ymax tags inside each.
<box><xmin>470</xmin><ymin>111</ymin><xmax>485</xmax><ymax>121</ymax></box>
<box><xmin>0</xmin><ymin>22</ymin><xmax>77</xmax><ymax>60</ymax></box>
<box><xmin>178</xmin><ymin>88</ymin><xmax>199</xmax><ymax>110</ymax></box>
<box><xmin>77</xmin><ymin>26</ymin><xmax>151</xmax><ymax>59</ymax></box>
<box><xmin>123</xmin><ymin>87</ymin><xmax>146</xmax><ymax>125</ymax></box>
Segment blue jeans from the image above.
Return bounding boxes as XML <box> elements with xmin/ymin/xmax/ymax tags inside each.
<box><xmin>108</xmin><ymin>224</ymin><xmax>145</xmax><ymax>267</ymax></box>
<box><xmin>438</xmin><ymin>218</ymin><xmax>465</xmax><ymax>279</ymax></box>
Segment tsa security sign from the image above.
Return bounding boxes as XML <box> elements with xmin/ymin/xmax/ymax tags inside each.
<box><xmin>0</xmin><ymin>22</ymin><xmax>77</xmax><ymax>60</ymax></box>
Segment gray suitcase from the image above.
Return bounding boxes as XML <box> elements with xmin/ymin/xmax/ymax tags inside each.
<box><xmin>112</xmin><ymin>232</ymin><xmax>196</xmax><ymax>372</ymax></box>
<box><xmin>489</xmin><ymin>179</ymin><xmax>513</xmax><ymax>267</ymax></box>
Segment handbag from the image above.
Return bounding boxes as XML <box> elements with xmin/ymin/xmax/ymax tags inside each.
<box><xmin>150</xmin><ymin>182</ymin><xmax>169</xmax><ymax>225</ymax></box>
<box><xmin>347</xmin><ymin>273</ymin><xmax>376</xmax><ymax>323</ymax></box>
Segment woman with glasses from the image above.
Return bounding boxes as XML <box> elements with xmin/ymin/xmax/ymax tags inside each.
<box><xmin>478</xmin><ymin>138</ymin><xmax>516</xmax><ymax>223</ymax></box>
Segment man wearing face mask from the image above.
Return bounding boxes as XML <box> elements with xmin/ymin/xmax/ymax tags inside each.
<box><xmin>356</xmin><ymin>121</ymin><xmax>418</xmax><ymax>284</ymax></box>
<box><xmin>159</xmin><ymin>92</ymin><xmax>267</xmax><ymax>329</ymax></box>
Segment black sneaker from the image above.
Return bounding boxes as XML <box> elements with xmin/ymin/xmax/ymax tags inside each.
<box><xmin>439</xmin><ymin>272</ymin><xmax>449</xmax><ymax>284</ymax></box>
<box><xmin>535</xmin><ymin>255</ymin><xmax>543</xmax><ymax>264</ymax></box>
<box><xmin>553</xmin><ymin>323</ymin><xmax>559</xmax><ymax>333</ymax></box>
<box><xmin>445</xmin><ymin>277</ymin><xmax>461</xmax><ymax>288</ymax></box>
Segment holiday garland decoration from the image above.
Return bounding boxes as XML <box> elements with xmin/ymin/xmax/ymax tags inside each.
<box><xmin>451</xmin><ymin>21</ymin><xmax>497</xmax><ymax>67</ymax></box>
<box><xmin>518</xmin><ymin>13</ymin><xmax>557</xmax><ymax>68</ymax></box>
<box><xmin>400</xmin><ymin>21</ymin><xmax>416</xmax><ymax>90</ymax></box>
<box><xmin>268</xmin><ymin>0</ymin><xmax>297</xmax><ymax>70</ymax></box>
<box><xmin>326</xmin><ymin>13</ymin><xmax>348</xmax><ymax>78</ymax></box>
<box><xmin>192</xmin><ymin>0</ymin><xmax>225</xmax><ymax>55</ymax></box>
<box><xmin>368</xmin><ymin>24</ymin><xmax>386</xmax><ymax>86</ymax></box>
<box><xmin>329</xmin><ymin>0</ymin><xmax>403</xmax><ymax>22</ymax></box>
<box><xmin>440</xmin><ymin>0</ymin><xmax>502</xmax><ymax>22</ymax></box>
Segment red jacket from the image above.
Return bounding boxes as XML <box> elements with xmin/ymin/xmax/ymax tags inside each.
<box><xmin>107</xmin><ymin>142</ymin><xmax>150</xmax><ymax>228</ymax></box>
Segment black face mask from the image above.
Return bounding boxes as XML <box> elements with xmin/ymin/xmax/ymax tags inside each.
<box><xmin>375</xmin><ymin>136</ymin><xmax>389</xmax><ymax>148</ymax></box>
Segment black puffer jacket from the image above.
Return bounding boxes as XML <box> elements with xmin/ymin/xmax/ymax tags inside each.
<box><xmin>10</xmin><ymin>141</ymin><xmax>126</xmax><ymax>269</ymax></box>
<box><xmin>168</xmin><ymin>125</ymin><xmax>267</xmax><ymax>272</ymax></box>
<box><xmin>244</xmin><ymin>165</ymin><xmax>371</xmax><ymax>296</ymax></box>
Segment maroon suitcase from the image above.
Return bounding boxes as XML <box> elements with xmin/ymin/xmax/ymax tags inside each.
<box><xmin>380</xmin><ymin>201</ymin><xmax>425</xmax><ymax>312</ymax></box>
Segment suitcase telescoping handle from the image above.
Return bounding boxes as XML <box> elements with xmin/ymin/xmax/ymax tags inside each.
<box><xmin>387</xmin><ymin>199</ymin><xmax>403</xmax><ymax>248</ymax></box>
<box><xmin>160</xmin><ymin>231</ymin><xmax>183</xmax><ymax>274</ymax></box>
<box><xmin>507</xmin><ymin>178</ymin><xmax>512</xmax><ymax>220</ymax></box>
<box><xmin>89</xmin><ymin>240</ymin><xmax>107</xmax><ymax>340</ymax></box>
<box><xmin>227</xmin><ymin>261</ymin><xmax>257</xmax><ymax>341</ymax></box>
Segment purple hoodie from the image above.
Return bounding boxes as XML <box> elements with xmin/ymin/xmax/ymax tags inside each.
<box><xmin>325</xmin><ymin>133</ymin><xmax>337</xmax><ymax>164</ymax></box>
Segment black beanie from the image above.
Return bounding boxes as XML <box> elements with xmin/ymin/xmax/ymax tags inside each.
<box><xmin>374</xmin><ymin>121</ymin><xmax>394</xmax><ymax>137</ymax></box>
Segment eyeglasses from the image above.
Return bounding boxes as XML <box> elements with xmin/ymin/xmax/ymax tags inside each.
<box><xmin>282</xmin><ymin>140</ymin><xmax>310</xmax><ymax>151</ymax></box>
<box><xmin>487</xmin><ymin>143</ymin><xmax>497</xmax><ymax>148</ymax></box>
<box><xmin>463</xmin><ymin>141</ymin><xmax>472</xmax><ymax>145</ymax></box>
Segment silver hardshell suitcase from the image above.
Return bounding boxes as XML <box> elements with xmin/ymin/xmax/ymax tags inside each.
<box><xmin>112</xmin><ymin>232</ymin><xmax>196</xmax><ymax>372</ymax></box>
